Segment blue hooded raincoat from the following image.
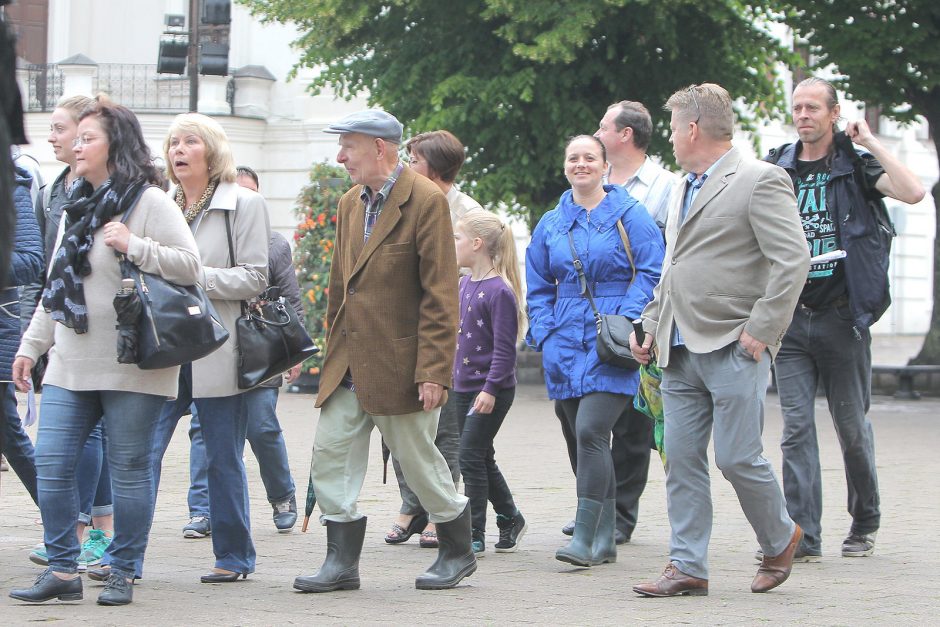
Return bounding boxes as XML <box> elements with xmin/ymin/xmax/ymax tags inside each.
<box><xmin>525</xmin><ymin>185</ymin><xmax>664</xmax><ymax>400</ymax></box>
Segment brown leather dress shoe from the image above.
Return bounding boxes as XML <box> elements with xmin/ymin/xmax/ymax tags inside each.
<box><xmin>633</xmin><ymin>563</ymin><xmax>708</xmax><ymax>597</ymax></box>
<box><xmin>752</xmin><ymin>524</ymin><xmax>803</xmax><ymax>593</ymax></box>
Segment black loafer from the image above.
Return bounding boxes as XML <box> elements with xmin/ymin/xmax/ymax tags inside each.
<box><xmin>200</xmin><ymin>570</ymin><xmax>247</xmax><ymax>583</ymax></box>
<box><xmin>97</xmin><ymin>573</ymin><xmax>133</xmax><ymax>606</ymax></box>
<box><xmin>9</xmin><ymin>568</ymin><xmax>82</xmax><ymax>603</ymax></box>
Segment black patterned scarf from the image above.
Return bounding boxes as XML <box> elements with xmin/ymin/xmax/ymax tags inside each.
<box><xmin>42</xmin><ymin>179</ymin><xmax>144</xmax><ymax>333</ymax></box>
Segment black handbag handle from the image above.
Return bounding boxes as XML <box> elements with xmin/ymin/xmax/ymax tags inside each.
<box><xmin>223</xmin><ymin>210</ymin><xmax>251</xmax><ymax>318</ymax></box>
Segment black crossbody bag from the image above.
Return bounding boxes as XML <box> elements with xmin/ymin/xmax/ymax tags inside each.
<box><xmin>566</xmin><ymin>220</ymin><xmax>640</xmax><ymax>370</ymax></box>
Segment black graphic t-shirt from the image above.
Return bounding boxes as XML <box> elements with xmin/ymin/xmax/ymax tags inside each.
<box><xmin>796</xmin><ymin>157</ymin><xmax>846</xmax><ymax>307</ymax></box>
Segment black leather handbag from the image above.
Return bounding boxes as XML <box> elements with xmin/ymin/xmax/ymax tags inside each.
<box><xmin>224</xmin><ymin>213</ymin><xmax>318</xmax><ymax>389</ymax></box>
<box><xmin>117</xmin><ymin>188</ymin><xmax>229</xmax><ymax>370</ymax></box>
<box><xmin>567</xmin><ymin>222</ymin><xmax>640</xmax><ymax>370</ymax></box>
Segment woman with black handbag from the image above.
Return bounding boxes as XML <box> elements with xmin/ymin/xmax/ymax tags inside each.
<box><xmin>525</xmin><ymin>135</ymin><xmax>664</xmax><ymax>568</ymax></box>
<box><xmin>9</xmin><ymin>97</ymin><xmax>202</xmax><ymax>606</ymax></box>
<box><xmin>145</xmin><ymin>113</ymin><xmax>269</xmax><ymax>584</ymax></box>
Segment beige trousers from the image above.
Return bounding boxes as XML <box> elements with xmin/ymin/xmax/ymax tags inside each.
<box><xmin>311</xmin><ymin>386</ymin><xmax>467</xmax><ymax>524</ymax></box>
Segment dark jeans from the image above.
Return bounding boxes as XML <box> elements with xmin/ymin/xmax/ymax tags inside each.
<box><xmin>151</xmin><ymin>365</ymin><xmax>256</xmax><ymax>574</ymax></box>
<box><xmin>392</xmin><ymin>392</ymin><xmax>460</xmax><ymax>516</ymax></box>
<box><xmin>555</xmin><ymin>392</ymin><xmax>629</xmax><ymax>502</ymax></box>
<box><xmin>776</xmin><ymin>303</ymin><xmax>880</xmax><ymax>552</ymax></box>
<box><xmin>454</xmin><ymin>387</ymin><xmax>518</xmax><ymax>533</ymax></box>
<box><xmin>35</xmin><ymin>385</ymin><xmax>164</xmax><ymax>578</ymax></box>
<box><xmin>188</xmin><ymin>386</ymin><xmax>296</xmax><ymax>514</ymax></box>
<box><xmin>2</xmin><ymin>382</ymin><xmax>38</xmax><ymax>504</ymax></box>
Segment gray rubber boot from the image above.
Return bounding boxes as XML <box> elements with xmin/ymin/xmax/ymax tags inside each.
<box><xmin>293</xmin><ymin>517</ymin><xmax>366</xmax><ymax>592</ymax></box>
<box><xmin>555</xmin><ymin>498</ymin><xmax>603</xmax><ymax>567</ymax></box>
<box><xmin>591</xmin><ymin>499</ymin><xmax>617</xmax><ymax>565</ymax></box>
<box><xmin>415</xmin><ymin>504</ymin><xmax>477</xmax><ymax>590</ymax></box>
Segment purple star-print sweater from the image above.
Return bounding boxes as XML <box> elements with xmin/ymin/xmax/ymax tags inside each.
<box><xmin>453</xmin><ymin>275</ymin><xmax>518</xmax><ymax>394</ymax></box>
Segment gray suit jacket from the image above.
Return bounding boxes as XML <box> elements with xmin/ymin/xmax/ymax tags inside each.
<box><xmin>642</xmin><ymin>146</ymin><xmax>809</xmax><ymax>367</ymax></box>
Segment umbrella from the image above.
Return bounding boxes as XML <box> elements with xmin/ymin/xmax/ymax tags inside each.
<box><xmin>301</xmin><ymin>475</ymin><xmax>317</xmax><ymax>532</ymax></box>
<box><xmin>382</xmin><ymin>437</ymin><xmax>390</xmax><ymax>484</ymax></box>
<box><xmin>113</xmin><ymin>277</ymin><xmax>141</xmax><ymax>364</ymax></box>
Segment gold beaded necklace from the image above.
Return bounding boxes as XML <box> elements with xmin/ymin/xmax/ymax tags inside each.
<box><xmin>175</xmin><ymin>182</ymin><xmax>217</xmax><ymax>223</ymax></box>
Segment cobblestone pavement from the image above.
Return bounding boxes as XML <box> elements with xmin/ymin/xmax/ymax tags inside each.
<box><xmin>1</xmin><ymin>382</ymin><xmax>937</xmax><ymax>625</ymax></box>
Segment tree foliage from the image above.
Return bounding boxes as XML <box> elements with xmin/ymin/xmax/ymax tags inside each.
<box><xmin>240</xmin><ymin>0</ymin><xmax>793</xmax><ymax>227</ymax></box>
<box><xmin>780</xmin><ymin>1</ymin><xmax>940</xmax><ymax>364</ymax></box>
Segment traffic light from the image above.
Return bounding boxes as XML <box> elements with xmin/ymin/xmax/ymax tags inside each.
<box><xmin>157</xmin><ymin>36</ymin><xmax>188</xmax><ymax>74</ymax></box>
<box><xmin>202</xmin><ymin>0</ymin><xmax>231</xmax><ymax>25</ymax></box>
<box><xmin>199</xmin><ymin>42</ymin><xmax>229</xmax><ymax>76</ymax></box>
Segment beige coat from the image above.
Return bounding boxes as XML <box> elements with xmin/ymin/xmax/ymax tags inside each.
<box><xmin>182</xmin><ymin>181</ymin><xmax>270</xmax><ymax>398</ymax></box>
<box><xmin>18</xmin><ymin>186</ymin><xmax>202</xmax><ymax>398</ymax></box>
<box><xmin>643</xmin><ymin>147</ymin><xmax>810</xmax><ymax>367</ymax></box>
<box><xmin>316</xmin><ymin>167</ymin><xmax>459</xmax><ymax>416</ymax></box>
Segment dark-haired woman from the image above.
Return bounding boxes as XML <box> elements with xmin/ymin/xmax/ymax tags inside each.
<box><xmin>525</xmin><ymin>135</ymin><xmax>664</xmax><ymax>567</ymax></box>
<box><xmin>9</xmin><ymin>98</ymin><xmax>201</xmax><ymax>606</ymax></box>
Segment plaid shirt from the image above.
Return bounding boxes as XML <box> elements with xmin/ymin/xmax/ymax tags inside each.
<box><xmin>361</xmin><ymin>162</ymin><xmax>404</xmax><ymax>243</ymax></box>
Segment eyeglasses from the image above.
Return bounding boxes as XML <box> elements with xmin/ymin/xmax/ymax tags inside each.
<box><xmin>72</xmin><ymin>135</ymin><xmax>100</xmax><ymax>149</ymax></box>
<box><xmin>688</xmin><ymin>87</ymin><xmax>702</xmax><ymax>126</ymax></box>
<box><xmin>408</xmin><ymin>156</ymin><xmax>422</xmax><ymax>166</ymax></box>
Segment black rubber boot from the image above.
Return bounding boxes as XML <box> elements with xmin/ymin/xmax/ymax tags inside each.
<box><xmin>293</xmin><ymin>517</ymin><xmax>366</xmax><ymax>592</ymax></box>
<box><xmin>415</xmin><ymin>504</ymin><xmax>477</xmax><ymax>590</ymax></box>
<box><xmin>591</xmin><ymin>499</ymin><xmax>617</xmax><ymax>565</ymax></box>
<box><xmin>555</xmin><ymin>498</ymin><xmax>603</xmax><ymax>567</ymax></box>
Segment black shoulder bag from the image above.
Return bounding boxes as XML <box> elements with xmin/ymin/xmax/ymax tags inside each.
<box><xmin>567</xmin><ymin>219</ymin><xmax>640</xmax><ymax>370</ymax></box>
<box><xmin>116</xmin><ymin>186</ymin><xmax>229</xmax><ymax>369</ymax></box>
<box><xmin>224</xmin><ymin>212</ymin><xmax>318</xmax><ymax>389</ymax></box>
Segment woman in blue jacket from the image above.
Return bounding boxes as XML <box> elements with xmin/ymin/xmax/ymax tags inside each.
<box><xmin>526</xmin><ymin>135</ymin><xmax>664</xmax><ymax>567</ymax></box>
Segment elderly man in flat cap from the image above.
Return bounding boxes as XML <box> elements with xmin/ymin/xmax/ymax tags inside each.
<box><xmin>294</xmin><ymin>110</ymin><xmax>474</xmax><ymax>592</ymax></box>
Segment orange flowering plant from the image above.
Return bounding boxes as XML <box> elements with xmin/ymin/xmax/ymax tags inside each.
<box><xmin>292</xmin><ymin>162</ymin><xmax>350</xmax><ymax>376</ymax></box>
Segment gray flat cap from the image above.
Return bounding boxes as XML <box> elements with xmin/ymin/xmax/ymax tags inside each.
<box><xmin>323</xmin><ymin>109</ymin><xmax>403</xmax><ymax>143</ymax></box>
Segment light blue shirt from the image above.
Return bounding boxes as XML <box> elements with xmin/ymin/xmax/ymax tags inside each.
<box><xmin>673</xmin><ymin>151</ymin><xmax>730</xmax><ymax>346</ymax></box>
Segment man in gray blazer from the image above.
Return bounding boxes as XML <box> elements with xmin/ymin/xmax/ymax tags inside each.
<box><xmin>630</xmin><ymin>83</ymin><xmax>810</xmax><ymax>597</ymax></box>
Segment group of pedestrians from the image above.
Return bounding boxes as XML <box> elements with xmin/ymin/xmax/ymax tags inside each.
<box><xmin>1</xmin><ymin>73</ymin><xmax>925</xmax><ymax>607</ymax></box>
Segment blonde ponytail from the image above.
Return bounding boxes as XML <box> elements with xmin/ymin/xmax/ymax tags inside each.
<box><xmin>457</xmin><ymin>209</ymin><xmax>527</xmax><ymax>341</ymax></box>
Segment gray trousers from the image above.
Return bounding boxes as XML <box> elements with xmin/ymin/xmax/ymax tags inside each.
<box><xmin>662</xmin><ymin>343</ymin><xmax>795</xmax><ymax>580</ymax></box>
<box><xmin>392</xmin><ymin>392</ymin><xmax>461</xmax><ymax>515</ymax></box>
<box><xmin>776</xmin><ymin>304</ymin><xmax>880</xmax><ymax>553</ymax></box>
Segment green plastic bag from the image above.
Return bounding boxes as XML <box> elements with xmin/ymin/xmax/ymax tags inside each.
<box><xmin>633</xmin><ymin>359</ymin><xmax>665</xmax><ymax>465</ymax></box>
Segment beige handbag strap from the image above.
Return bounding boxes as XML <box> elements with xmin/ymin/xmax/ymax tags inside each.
<box><xmin>616</xmin><ymin>219</ymin><xmax>636</xmax><ymax>290</ymax></box>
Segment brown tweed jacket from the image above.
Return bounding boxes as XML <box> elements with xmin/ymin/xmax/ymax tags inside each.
<box><xmin>315</xmin><ymin>167</ymin><xmax>459</xmax><ymax>415</ymax></box>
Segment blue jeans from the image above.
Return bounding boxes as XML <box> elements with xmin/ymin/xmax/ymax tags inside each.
<box><xmin>2</xmin><ymin>382</ymin><xmax>38</xmax><ymax>505</ymax></box>
<box><xmin>35</xmin><ymin>385</ymin><xmax>164</xmax><ymax>578</ymax></box>
<box><xmin>188</xmin><ymin>386</ymin><xmax>295</xmax><ymax>515</ymax></box>
<box><xmin>152</xmin><ymin>365</ymin><xmax>256</xmax><ymax>574</ymax></box>
<box><xmin>76</xmin><ymin>423</ymin><xmax>113</xmax><ymax>525</ymax></box>
<box><xmin>776</xmin><ymin>304</ymin><xmax>880</xmax><ymax>553</ymax></box>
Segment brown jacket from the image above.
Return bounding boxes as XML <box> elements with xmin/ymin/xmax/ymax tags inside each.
<box><xmin>315</xmin><ymin>167</ymin><xmax>458</xmax><ymax>415</ymax></box>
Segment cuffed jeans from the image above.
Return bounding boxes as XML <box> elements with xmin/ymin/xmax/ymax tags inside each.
<box><xmin>188</xmin><ymin>386</ymin><xmax>296</xmax><ymax>515</ymax></box>
<box><xmin>34</xmin><ymin>385</ymin><xmax>163</xmax><ymax>579</ymax></box>
<box><xmin>555</xmin><ymin>392</ymin><xmax>629</xmax><ymax>503</ymax></box>
<box><xmin>776</xmin><ymin>304</ymin><xmax>880</xmax><ymax>553</ymax></box>
<box><xmin>454</xmin><ymin>388</ymin><xmax>518</xmax><ymax>533</ymax></box>
<box><xmin>77</xmin><ymin>423</ymin><xmax>113</xmax><ymax>525</ymax></box>
<box><xmin>2</xmin><ymin>382</ymin><xmax>38</xmax><ymax>504</ymax></box>
<box><xmin>312</xmin><ymin>386</ymin><xmax>467</xmax><ymax>524</ymax></box>
<box><xmin>152</xmin><ymin>365</ymin><xmax>256</xmax><ymax>574</ymax></box>
<box><xmin>391</xmin><ymin>392</ymin><xmax>460</xmax><ymax>516</ymax></box>
<box><xmin>662</xmin><ymin>344</ymin><xmax>795</xmax><ymax>580</ymax></box>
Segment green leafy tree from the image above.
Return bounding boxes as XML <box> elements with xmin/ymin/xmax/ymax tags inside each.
<box><xmin>780</xmin><ymin>1</ymin><xmax>940</xmax><ymax>364</ymax></box>
<box><xmin>292</xmin><ymin>162</ymin><xmax>351</xmax><ymax>376</ymax></box>
<box><xmin>240</xmin><ymin>0</ymin><xmax>793</xmax><ymax>228</ymax></box>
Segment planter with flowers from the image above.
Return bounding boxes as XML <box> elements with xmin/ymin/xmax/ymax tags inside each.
<box><xmin>289</xmin><ymin>162</ymin><xmax>351</xmax><ymax>392</ymax></box>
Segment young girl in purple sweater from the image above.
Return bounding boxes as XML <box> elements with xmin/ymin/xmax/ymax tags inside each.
<box><xmin>453</xmin><ymin>208</ymin><xmax>527</xmax><ymax>556</ymax></box>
